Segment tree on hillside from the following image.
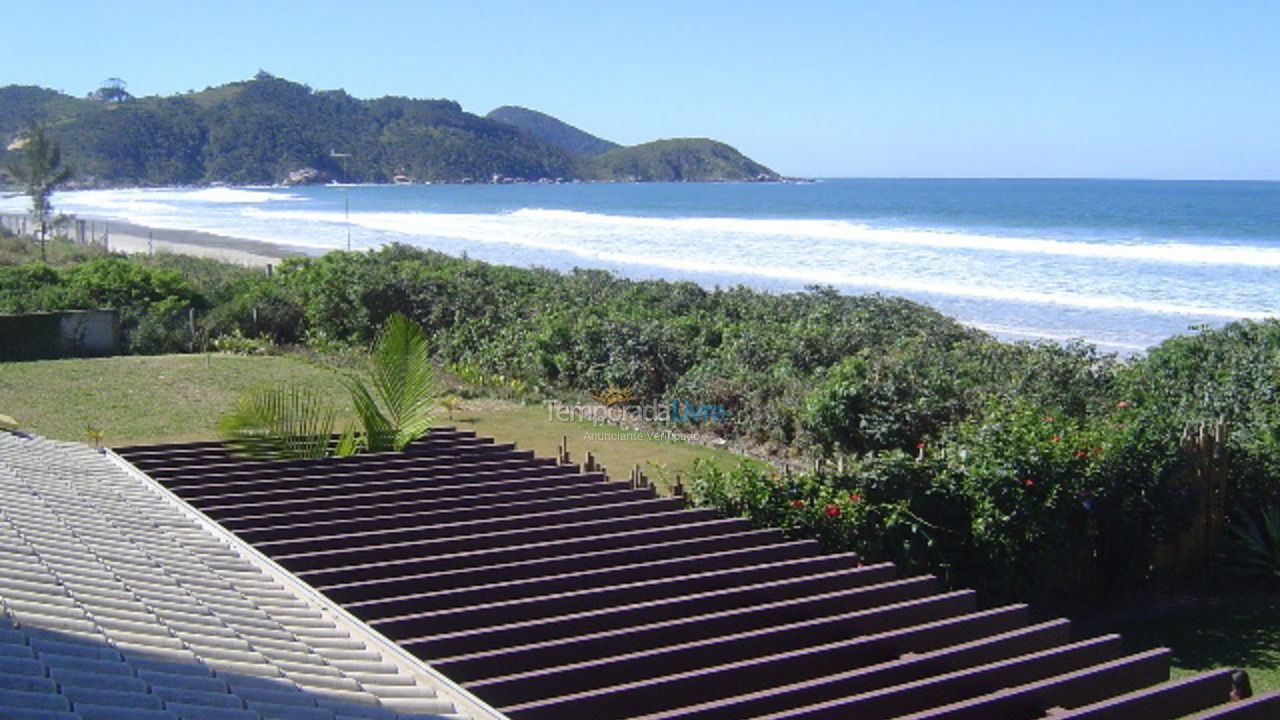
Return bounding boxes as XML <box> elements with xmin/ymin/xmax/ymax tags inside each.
<box><xmin>90</xmin><ymin>77</ymin><xmax>132</xmax><ymax>104</ymax></box>
<box><xmin>7</xmin><ymin>124</ymin><xmax>72</xmax><ymax>261</ymax></box>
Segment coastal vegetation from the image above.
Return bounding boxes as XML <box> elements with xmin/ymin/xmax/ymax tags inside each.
<box><xmin>0</xmin><ymin>74</ymin><xmax>775</xmax><ymax>186</ymax></box>
<box><xmin>2</xmin><ymin>237</ymin><xmax>1278</xmax><ymax>613</ymax></box>
<box><xmin>3</xmin><ymin>242</ymin><xmax>1278</xmax><ymax>691</ymax></box>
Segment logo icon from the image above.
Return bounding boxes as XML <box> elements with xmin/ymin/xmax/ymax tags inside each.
<box><xmin>591</xmin><ymin>384</ymin><xmax>641</xmax><ymax>407</ymax></box>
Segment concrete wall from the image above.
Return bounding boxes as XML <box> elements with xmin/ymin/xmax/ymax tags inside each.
<box><xmin>0</xmin><ymin>309</ymin><xmax>121</xmax><ymax>361</ymax></box>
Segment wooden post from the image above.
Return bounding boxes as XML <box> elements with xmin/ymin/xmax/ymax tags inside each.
<box><xmin>557</xmin><ymin>435</ymin><xmax>570</xmax><ymax>465</ymax></box>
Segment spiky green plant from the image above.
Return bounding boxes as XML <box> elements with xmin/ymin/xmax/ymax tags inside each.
<box><xmin>220</xmin><ymin>384</ymin><xmax>339</xmax><ymax>460</ymax></box>
<box><xmin>1225</xmin><ymin>504</ymin><xmax>1280</xmax><ymax>587</ymax></box>
<box><xmin>346</xmin><ymin>313</ymin><xmax>439</xmax><ymax>451</ymax></box>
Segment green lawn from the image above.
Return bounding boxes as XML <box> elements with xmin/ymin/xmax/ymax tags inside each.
<box><xmin>452</xmin><ymin>402</ymin><xmax>753</xmax><ymax>491</ymax></box>
<box><xmin>0</xmin><ymin>354</ymin><xmax>349</xmax><ymax>445</ymax></box>
<box><xmin>1105</xmin><ymin>594</ymin><xmax>1280</xmax><ymax>693</ymax></box>
<box><xmin>0</xmin><ymin>353</ymin><xmax>750</xmax><ymax>482</ymax></box>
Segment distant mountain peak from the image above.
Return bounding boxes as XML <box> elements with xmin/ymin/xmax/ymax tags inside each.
<box><xmin>487</xmin><ymin>106</ymin><xmax>620</xmax><ymax>158</ymax></box>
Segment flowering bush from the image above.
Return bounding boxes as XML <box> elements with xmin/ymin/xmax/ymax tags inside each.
<box><xmin>690</xmin><ymin>395</ymin><xmax>1197</xmax><ymax>608</ymax></box>
<box><xmin>688</xmin><ymin>451</ymin><xmax>965</xmax><ymax>584</ymax></box>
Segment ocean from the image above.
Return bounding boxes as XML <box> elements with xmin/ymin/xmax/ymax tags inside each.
<box><xmin>8</xmin><ymin>179</ymin><xmax>1279</xmax><ymax>354</ymax></box>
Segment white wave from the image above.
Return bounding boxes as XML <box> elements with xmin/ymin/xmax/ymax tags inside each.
<box><xmin>53</xmin><ymin>191</ymin><xmax>177</xmax><ymax>215</ymax></box>
<box><xmin>966</xmin><ymin>322</ymin><xmax>1150</xmax><ymax>352</ymax></box>
<box><xmin>507</xmin><ymin>208</ymin><xmax>1280</xmax><ymax>268</ymax></box>
<box><xmin>56</xmin><ymin>187</ymin><xmax>303</xmax><ymax>213</ymax></box>
<box><xmin>180</xmin><ymin>187</ymin><xmax>304</xmax><ymax>203</ymax></box>
<box><xmin>241</xmin><ymin>207</ymin><xmax>1277</xmax><ymax>321</ymax></box>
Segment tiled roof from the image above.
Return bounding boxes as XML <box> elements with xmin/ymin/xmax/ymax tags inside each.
<box><xmin>117</xmin><ymin>428</ymin><xmax>1280</xmax><ymax>720</ymax></box>
<box><xmin>0</xmin><ymin>432</ymin><xmax>506</xmax><ymax>720</ymax></box>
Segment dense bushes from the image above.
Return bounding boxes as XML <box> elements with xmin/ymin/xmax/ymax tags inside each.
<box><xmin>692</xmin><ymin>321</ymin><xmax>1280</xmax><ymax>608</ymax></box>
<box><xmin>0</xmin><ymin>256</ymin><xmax>208</xmax><ymax>353</ymax></box>
<box><xmin>692</xmin><ymin>398</ymin><xmax>1196</xmax><ymax>609</ymax></box>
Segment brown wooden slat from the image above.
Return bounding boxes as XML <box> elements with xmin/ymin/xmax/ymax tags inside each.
<box><xmin>204</xmin><ymin>470</ymin><xmax>610</xmax><ymax>523</ymax></box>
<box><xmin>1045</xmin><ymin>668</ymin><xmax>1232</xmax><ymax>719</ymax></box>
<box><xmin>351</xmin><ymin>551</ymin><xmax>866</xmax><ymax>620</ymax></box>
<box><xmin>233</xmin><ymin>487</ymin><xmax>656</xmax><ymax>542</ymax></box>
<box><xmin>880</xmin><ymin>648</ymin><xmax>1172</xmax><ymax>720</ymax></box>
<box><xmin>496</xmin><ymin>611</ymin><xmax>1109</xmax><ymax>720</ymax></box>
<box><xmin>295</xmin><ymin>517</ymin><xmax>756</xmax><ymax>586</ymax></box>
<box><xmin>627</xmin><ymin>619</ymin><xmax>1073</xmax><ymax>720</ymax></box>
<box><xmin>321</xmin><ymin>532</ymin><xmax>811</xmax><ymax>605</ymax></box>
<box><xmin>217</xmin><ymin>474</ymin><xmax>617</xmax><ymax>530</ymax></box>
<box><xmin>276</xmin><ymin>507</ymin><xmax>725</xmax><ymax>571</ymax></box>
<box><xmin>253</xmin><ymin>496</ymin><xmax>684</xmax><ymax>553</ymax></box>
<box><xmin>167</xmin><ymin>453</ymin><xmax>551</xmax><ymax>499</ymax></box>
<box><xmin>1182</xmin><ymin>690</ymin><xmax>1280</xmax><ymax>719</ymax></box>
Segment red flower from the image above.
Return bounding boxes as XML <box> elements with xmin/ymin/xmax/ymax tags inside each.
<box><xmin>849</xmin><ymin>492</ymin><xmax>862</xmax><ymax>503</ymax></box>
<box><xmin>824</xmin><ymin>504</ymin><xmax>841</xmax><ymax>518</ymax></box>
<box><xmin>1116</xmin><ymin>401</ymin><xmax>1130</xmax><ymax>409</ymax></box>
<box><xmin>1050</xmin><ymin>434</ymin><xmax>1061</xmax><ymax>443</ymax></box>
<box><xmin>1023</xmin><ymin>478</ymin><xmax>1036</xmax><ymax>487</ymax></box>
<box><xmin>790</xmin><ymin>500</ymin><xmax>804</xmax><ymax>509</ymax></box>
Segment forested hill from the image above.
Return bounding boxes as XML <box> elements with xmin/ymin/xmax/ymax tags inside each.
<box><xmin>487</xmin><ymin>106</ymin><xmax>620</xmax><ymax>157</ymax></box>
<box><xmin>0</xmin><ymin>74</ymin><xmax>777</xmax><ymax>186</ymax></box>
<box><xmin>584</xmin><ymin>139</ymin><xmax>778</xmax><ymax>182</ymax></box>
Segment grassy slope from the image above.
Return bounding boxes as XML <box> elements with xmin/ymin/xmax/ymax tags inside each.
<box><xmin>0</xmin><ymin>353</ymin><xmax>747</xmax><ymax>482</ymax></box>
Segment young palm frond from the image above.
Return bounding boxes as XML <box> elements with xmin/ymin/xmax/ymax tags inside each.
<box><xmin>347</xmin><ymin>313</ymin><xmax>439</xmax><ymax>451</ymax></box>
<box><xmin>220</xmin><ymin>384</ymin><xmax>338</xmax><ymax>460</ymax></box>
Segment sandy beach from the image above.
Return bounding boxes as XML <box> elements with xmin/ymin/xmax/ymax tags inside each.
<box><xmin>96</xmin><ymin>221</ymin><xmax>309</xmax><ymax>268</ymax></box>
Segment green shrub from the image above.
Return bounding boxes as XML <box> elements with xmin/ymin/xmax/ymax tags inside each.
<box><xmin>692</xmin><ymin>394</ymin><xmax>1198</xmax><ymax>608</ymax></box>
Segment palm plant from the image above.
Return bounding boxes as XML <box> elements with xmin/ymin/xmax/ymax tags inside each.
<box><xmin>220</xmin><ymin>384</ymin><xmax>341</xmax><ymax>460</ymax></box>
<box><xmin>1224</xmin><ymin>504</ymin><xmax>1280</xmax><ymax>587</ymax></box>
<box><xmin>219</xmin><ymin>314</ymin><xmax>438</xmax><ymax>459</ymax></box>
<box><xmin>346</xmin><ymin>313</ymin><xmax>439</xmax><ymax>451</ymax></box>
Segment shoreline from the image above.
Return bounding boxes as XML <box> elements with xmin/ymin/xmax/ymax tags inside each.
<box><xmin>98</xmin><ymin>220</ymin><xmax>310</xmax><ymax>268</ymax></box>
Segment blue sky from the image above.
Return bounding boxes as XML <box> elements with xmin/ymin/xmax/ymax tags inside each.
<box><xmin>7</xmin><ymin>1</ymin><xmax>1278</xmax><ymax>179</ymax></box>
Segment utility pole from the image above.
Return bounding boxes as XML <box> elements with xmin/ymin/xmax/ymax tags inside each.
<box><xmin>330</xmin><ymin>150</ymin><xmax>352</xmax><ymax>252</ymax></box>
